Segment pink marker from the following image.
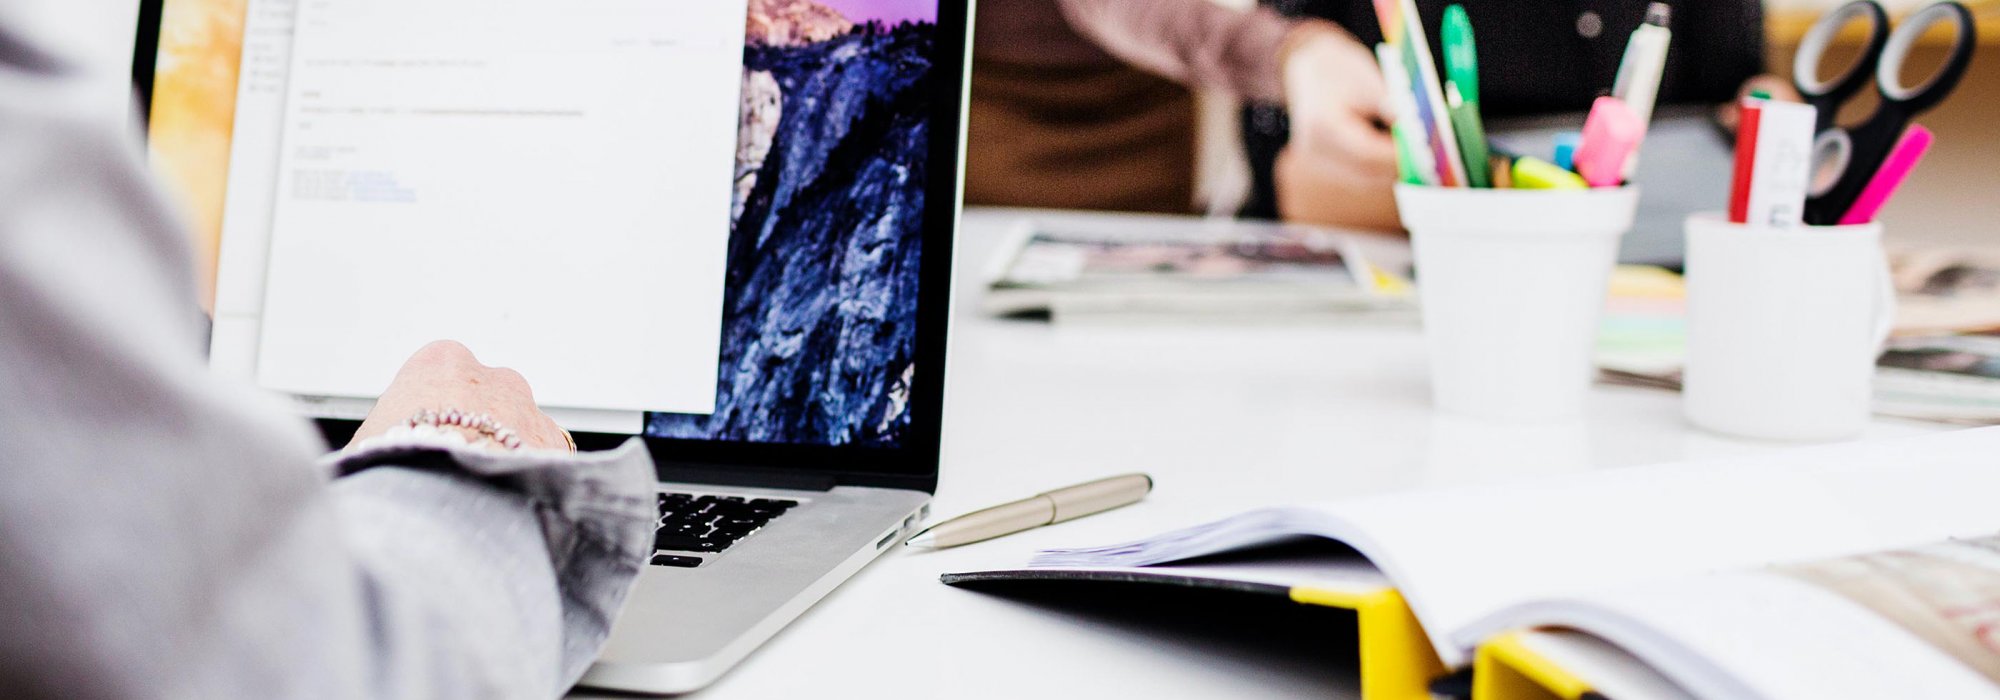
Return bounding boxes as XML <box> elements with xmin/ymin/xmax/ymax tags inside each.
<box><xmin>1838</xmin><ymin>125</ymin><xmax>1934</xmax><ymax>225</ymax></box>
<box><xmin>1574</xmin><ymin>96</ymin><xmax>1645</xmax><ymax>188</ymax></box>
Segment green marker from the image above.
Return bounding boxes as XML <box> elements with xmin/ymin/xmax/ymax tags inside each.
<box><xmin>1441</xmin><ymin>5</ymin><xmax>1490</xmax><ymax>187</ymax></box>
<box><xmin>1445</xmin><ymin>82</ymin><xmax>1490</xmax><ymax>188</ymax></box>
<box><xmin>1442</xmin><ymin>5</ymin><xmax>1480</xmax><ymax>104</ymax></box>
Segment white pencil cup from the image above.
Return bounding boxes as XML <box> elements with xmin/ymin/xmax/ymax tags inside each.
<box><xmin>1396</xmin><ymin>185</ymin><xmax>1640</xmax><ymax>421</ymax></box>
<box><xmin>1682</xmin><ymin>214</ymin><xmax>1893</xmax><ymax>441</ymax></box>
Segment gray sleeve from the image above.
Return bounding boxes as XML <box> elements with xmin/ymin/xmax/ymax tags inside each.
<box><xmin>0</xmin><ymin>19</ymin><xmax>654</xmax><ymax>700</ymax></box>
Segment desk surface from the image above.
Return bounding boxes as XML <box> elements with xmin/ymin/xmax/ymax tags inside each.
<box><xmin>596</xmin><ymin>208</ymin><xmax>1940</xmax><ymax>699</ymax></box>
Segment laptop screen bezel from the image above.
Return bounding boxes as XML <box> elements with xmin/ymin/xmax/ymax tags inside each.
<box><xmin>132</xmin><ymin>0</ymin><xmax>961</xmax><ymax>494</ymax></box>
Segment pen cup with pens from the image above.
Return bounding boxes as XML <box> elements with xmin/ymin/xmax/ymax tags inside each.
<box><xmin>1383</xmin><ymin>2</ymin><xmax>1655</xmax><ymax>420</ymax></box>
<box><xmin>1681</xmin><ymin>216</ymin><xmax>1892</xmax><ymax>441</ymax></box>
<box><xmin>1681</xmin><ymin>0</ymin><xmax>1973</xmax><ymax>440</ymax></box>
<box><xmin>1400</xmin><ymin>187</ymin><xmax>1639</xmax><ymax>421</ymax></box>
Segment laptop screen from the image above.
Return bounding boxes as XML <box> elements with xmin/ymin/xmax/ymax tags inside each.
<box><xmin>141</xmin><ymin>0</ymin><xmax>958</xmax><ymax>476</ymax></box>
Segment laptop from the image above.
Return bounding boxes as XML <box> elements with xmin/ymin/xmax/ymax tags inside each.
<box><xmin>133</xmin><ymin>0</ymin><xmax>967</xmax><ymax>693</ymax></box>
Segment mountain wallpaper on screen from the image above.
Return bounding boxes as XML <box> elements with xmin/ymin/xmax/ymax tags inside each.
<box><xmin>645</xmin><ymin>0</ymin><xmax>935</xmax><ymax>447</ymax></box>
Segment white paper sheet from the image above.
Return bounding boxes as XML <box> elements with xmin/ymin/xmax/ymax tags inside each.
<box><xmin>1511</xmin><ymin>629</ymin><xmax>1694</xmax><ymax>700</ymax></box>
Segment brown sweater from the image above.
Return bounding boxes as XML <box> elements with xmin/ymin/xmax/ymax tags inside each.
<box><xmin>966</xmin><ymin>0</ymin><xmax>1297</xmax><ymax>213</ymax></box>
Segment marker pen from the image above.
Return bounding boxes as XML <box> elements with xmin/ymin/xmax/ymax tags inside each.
<box><xmin>1839</xmin><ymin>125</ymin><xmax>1933</xmax><ymax>225</ymax></box>
<box><xmin>1612</xmin><ymin>2</ymin><xmax>1672</xmax><ymax>179</ymax></box>
<box><xmin>1376</xmin><ymin>42</ymin><xmax>1436</xmax><ymax>186</ymax></box>
<box><xmin>1728</xmin><ymin>96</ymin><xmax>1765</xmax><ymax>224</ymax></box>
<box><xmin>1744</xmin><ymin>100</ymin><xmax>1817</xmax><ymax>228</ymax></box>
<box><xmin>1576</xmin><ymin>96</ymin><xmax>1643</xmax><ymax>188</ymax></box>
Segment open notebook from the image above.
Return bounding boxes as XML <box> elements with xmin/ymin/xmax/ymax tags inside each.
<box><xmin>943</xmin><ymin>427</ymin><xmax>2000</xmax><ymax>700</ymax></box>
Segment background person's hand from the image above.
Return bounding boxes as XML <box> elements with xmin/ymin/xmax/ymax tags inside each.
<box><xmin>1273</xmin><ymin>144</ymin><xmax>1402</xmax><ymax>232</ymax></box>
<box><xmin>349</xmin><ymin>340</ymin><xmax>572</xmax><ymax>452</ymax></box>
<box><xmin>1281</xmin><ymin>23</ymin><xmax>1399</xmax><ymax>182</ymax></box>
<box><xmin>1275</xmin><ymin>23</ymin><xmax>1402</xmax><ymax>232</ymax></box>
<box><xmin>1715</xmin><ymin>74</ymin><xmax>1806</xmax><ymax>134</ymax></box>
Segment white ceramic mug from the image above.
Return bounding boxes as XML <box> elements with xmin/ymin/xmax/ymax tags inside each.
<box><xmin>1682</xmin><ymin>214</ymin><xmax>1893</xmax><ymax>441</ymax></box>
<box><xmin>1396</xmin><ymin>185</ymin><xmax>1640</xmax><ymax>421</ymax></box>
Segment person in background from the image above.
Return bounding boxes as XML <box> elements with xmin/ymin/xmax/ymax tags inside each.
<box><xmin>968</xmin><ymin>0</ymin><xmax>1771</xmax><ymax>232</ymax></box>
<box><xmin>0</xmin><ymin>15</ymin><xmax>653</xmax><ymax>699</ymax></box>
<box><xmin>967</xmin><ymin>0</ymin><xmax>1396</xmax><ymax>220</ymax></box>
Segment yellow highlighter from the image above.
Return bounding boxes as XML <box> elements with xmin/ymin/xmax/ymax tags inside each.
<box><xmin>1512</xmin><ymin>156</ymin><xmax>1588</xmax><ymax>190</ymax></box>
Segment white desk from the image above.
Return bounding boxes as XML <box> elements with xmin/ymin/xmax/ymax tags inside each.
<box><xmin>611</xmin><ymin>208</ymin><xmax>1941</xmax><ymax>699</ymax></box>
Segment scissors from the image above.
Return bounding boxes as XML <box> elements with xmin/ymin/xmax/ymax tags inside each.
<box><xmin>1794</xmin><ymin>0</ymin><xmax>1976</xmax><ymax>225</ymax></box>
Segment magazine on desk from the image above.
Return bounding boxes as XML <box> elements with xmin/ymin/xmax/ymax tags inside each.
<box><xmin>1600</xmin><ymin>330</ymin><xmax>2000</xmax><ymax>425</ymax></box>
<box><xmin>943</xmin><ymin>428</ymin><xmax>2000</xmax><ymax>700</ymax></box>
<box><xmin>981</xmin><ymin>214</ymin><xmax>1416</xmax><ymax>322</ymax></box>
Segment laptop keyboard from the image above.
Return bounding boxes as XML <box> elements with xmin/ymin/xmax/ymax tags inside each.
<box><xmin>649</xmin><ymin>492</ymin><xmax>799</xmax><ymax>567</ymax></box>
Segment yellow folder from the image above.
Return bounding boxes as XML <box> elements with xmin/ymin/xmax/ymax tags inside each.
<box><xmin>1471</xmin><ymin>631</ymin><xmax>1597</xmax><ymax>700</ymax></box>
<box><xmin>1290</xmin><ymin>586</ymin><xmax>1446</xmax><ymax>700</ymax></box>
<box><xmin>939</xmin><ymin>569</ymin><xmax>1445</xmax><ymax>700</ymax></box>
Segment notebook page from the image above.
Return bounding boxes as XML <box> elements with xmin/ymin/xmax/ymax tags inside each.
<box><xmin>1507</xmin><ymin>629</ymin><xmax>1694</xmax><ymax>700</ymax></box>
<box><xmin>1036</xmin><ymin>427</ymin><xmax>2000</xmax><ymax>667</ymax></box>
<box><xmin>1332</xmin><ymin>426</ymin><xmax>2000</xmax><ymax>665</ymax></box>
<box><xmin>1474</xmin><ymin>572</ymin><xmax>2000</xmax><ymax>700</ymax></box>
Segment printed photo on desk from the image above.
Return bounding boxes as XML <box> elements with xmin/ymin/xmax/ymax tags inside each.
<box><xmin>1594</xmin><ymin>248</ymin><xmax>2000</xmax><ymax>425</ymax></box>
<box><xmin>148</xmin><ymin>0</ymin><xmax>939</xmax><ymax>446</ymax></box>
<box><xmin>982</xmin><ymin>214</ymin><xmax>1415</xmax><ymax>322</ymax></box>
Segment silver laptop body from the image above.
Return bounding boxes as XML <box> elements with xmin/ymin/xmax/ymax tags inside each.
<box><xmin>580</xmin><ymin>482</ymin><xmax>931</xmax><ymax>693</ymax></box>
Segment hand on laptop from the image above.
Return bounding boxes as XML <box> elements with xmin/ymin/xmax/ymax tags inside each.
<box><xmin>349</xmin><ymin>340</ymin><xmax>572</xmax><ymax>452</ymax></box>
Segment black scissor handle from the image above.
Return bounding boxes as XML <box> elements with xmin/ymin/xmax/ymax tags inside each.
<box><xmin>1878</xmin><ymin>0</ymin><xmax>1977</xmax><ymax>115</ymax></box>
<box><xmin>1795</xmin><ymin>0</ymin><xmax>1890</xmax><ymax>132</ymax></box>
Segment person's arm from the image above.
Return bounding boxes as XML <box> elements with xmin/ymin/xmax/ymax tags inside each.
<box><xmin>0</xmin><ymin>22</ymin><xmax>652</xmax><ymax>700</ymax></box>
<box><xmin>1056</xmin><ymin>0</ymin><xmax>1398</xmax><ymax>229</ymax></box>
<box><xmin>1054</xmin><ymin>0</ymin><xmax>1297</xmax><ymax>102</ymax></box>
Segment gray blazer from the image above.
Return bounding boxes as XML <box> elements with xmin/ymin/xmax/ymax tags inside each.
<box><xmin>0</xmin><ymin>13</ymin><xmax>656</xmax><ymax>700</ymax></box>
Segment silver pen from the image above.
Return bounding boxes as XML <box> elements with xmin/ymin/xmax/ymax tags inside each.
<box><xmin>905</xmin><ymin>473</ymin><xmax>1153</xmax><ymax>549</ymax></box>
